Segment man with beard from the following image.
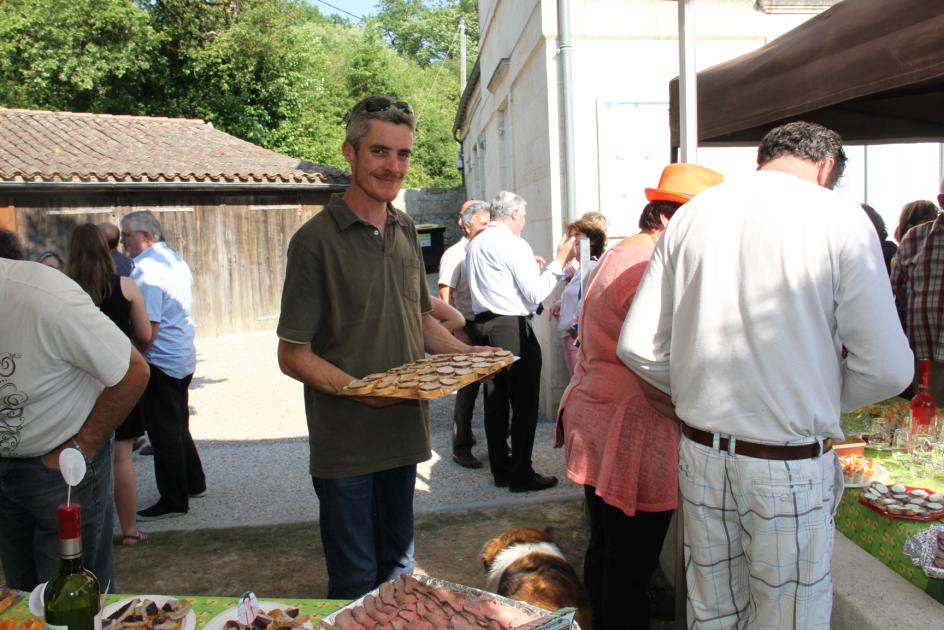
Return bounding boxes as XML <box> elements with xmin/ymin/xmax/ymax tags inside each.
<box><xmin>277</xmin><ymin>96</ymin><xmax>492</xmax><ymax>600</ymax></box>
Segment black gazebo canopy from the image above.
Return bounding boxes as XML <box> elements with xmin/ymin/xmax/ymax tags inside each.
<box><xmin>670</xmin><ymin>0</ymin><xmax>944</xmax><ymax>148</ymax></box>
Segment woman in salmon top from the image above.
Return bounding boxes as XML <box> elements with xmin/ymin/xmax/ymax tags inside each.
<box><xmin>556</xmin><ymin>164</ymin><xmax>722</xmax><ymax>630</ymax></box>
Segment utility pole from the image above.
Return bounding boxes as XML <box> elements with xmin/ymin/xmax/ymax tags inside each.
<box><xmin>459</xmin><ymin>15</ymin><xmax>467</xmax><ymax>93</ymax></box>
<box><xmin>456</xmin><ymin>15</ymin><xmax>467</xmax><ymax>173</ymax></box>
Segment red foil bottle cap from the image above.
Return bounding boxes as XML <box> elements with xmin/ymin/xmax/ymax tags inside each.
<box><xmin>58</xmin><ymin>504</ymin><xmax>82</xmax><ymax>539</ymax></box>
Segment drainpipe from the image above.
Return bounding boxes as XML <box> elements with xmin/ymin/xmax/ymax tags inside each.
<box><xmin>558</xmin><ymin>0</ymin><xmax>576</xmax><ymax>222</ymax></box>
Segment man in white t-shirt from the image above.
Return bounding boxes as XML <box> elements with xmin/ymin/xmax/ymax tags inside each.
<box><xmin>438</xmin><ymin>199</ymin><xmax>491</xmax><ymax>468</ymax></box>
<box><xmin>618</xmin><ymin>122</ymin><xmax>913</xmax><ymax>628</ymax></box>
<box><xmin>0</xmin><ymin>256</ymin><xmax>149</xmax><ymax>592</ymax></box>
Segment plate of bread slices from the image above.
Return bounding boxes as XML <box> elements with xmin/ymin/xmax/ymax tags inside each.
<box><xmin>102</xmin><ymin>596</ymin><xmax>195</xmax><ymax>630</ymax></box>
<box><xmin>342</xmin><ymin>351</ymin><xmax>517</xmax><ymax>400</ymax></box>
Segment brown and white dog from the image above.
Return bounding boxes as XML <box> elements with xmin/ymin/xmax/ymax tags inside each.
<box><xmin>481</xmin><ymin>527</ymin><xmax>592</xmax><ymax>630</ymax></box>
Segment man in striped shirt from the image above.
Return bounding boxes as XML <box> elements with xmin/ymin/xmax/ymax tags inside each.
<box><xmin>891</xmin><ymin>178</ymin><xmax>944</xmax><ymax>402</ymax></box>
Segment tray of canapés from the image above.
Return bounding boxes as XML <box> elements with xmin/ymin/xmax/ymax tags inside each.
<box><xmin>342</xmin><ymin>351</ymin><xmax>516</xmax><ymax>400</ymax></box>
<box><xmin>859</xmin><ymin>481</ymin><xmax>944</xmax><ymax>521</ymax></box>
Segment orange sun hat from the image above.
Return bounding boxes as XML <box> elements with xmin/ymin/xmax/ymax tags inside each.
<box><xmin>645</xmin><ymin>163</ymin><xmax>723</xmax><ymax>204</ymax></box>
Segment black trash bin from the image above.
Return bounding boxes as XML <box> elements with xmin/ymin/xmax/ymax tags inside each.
<box><xmin>416</xmin><ymin>223</ymin><xmax>446</xmax><ymax>273</ymax></box>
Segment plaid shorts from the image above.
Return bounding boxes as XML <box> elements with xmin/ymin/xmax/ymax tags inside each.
<box><xmin>679</xmin><ymin>435</ymin><xmax>844</xmax><ymax>629</ymax></box>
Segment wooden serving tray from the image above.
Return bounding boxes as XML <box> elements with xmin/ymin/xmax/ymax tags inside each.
<box><xmin>859</xmin><ymin>485</ymin><xmax>944</xmax><ymax>522</ymax></box>
<box><xmin>341</xmin><ymin>351</ymin><xmax>517</xmax><ymax>400</ymax></box>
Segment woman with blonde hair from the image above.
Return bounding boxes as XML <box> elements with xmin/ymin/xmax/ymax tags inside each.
<box><xmin>66</xmin><ymin>224</ymin><xmax>151</xmax><ymax>545</ymax></box>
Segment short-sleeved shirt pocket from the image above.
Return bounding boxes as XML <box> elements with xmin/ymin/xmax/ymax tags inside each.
<box><xmin>402</xmin><ymin>257</ymin><xmax>421</xmax><ymax>303</ymax></box>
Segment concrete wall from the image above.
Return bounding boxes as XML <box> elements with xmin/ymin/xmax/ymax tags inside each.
<box><xmin>398</xmin><ymin>187</ymin><xmax>467</xmax><ymax>247</ymax></box>
<box><xmin>465</xmin><ymin>0</ymin><xmax>825</xmax><ymax>417</ymax></box>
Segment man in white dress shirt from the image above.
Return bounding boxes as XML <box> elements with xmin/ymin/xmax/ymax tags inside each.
<box><xmin>438</xmin><ymin>199</ymin><xmax>491</xmax><ymax>469</ymax></box>
<box><xmin>618</xmin><ymin>122</ymin><xmax>913</xmax><ymax>628</ymax></box>
<box><xmin>466</xmin><ymin>191</ymin><xmax>575</xmax><ymax>492</ymax></box>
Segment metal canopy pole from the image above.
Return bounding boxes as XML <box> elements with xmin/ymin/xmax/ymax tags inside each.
<box><xmin>675</xmin><ymin>5</ymin><xmax>696</xmax><ymax>629</ymax></box>
<box><xmin>678</xmin><ymin>0</ymin><xmax>698</xmax><ymax>164</ymax></box>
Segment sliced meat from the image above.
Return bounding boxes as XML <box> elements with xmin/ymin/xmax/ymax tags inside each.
<box><xmin>428</xmin><ymin>586</ymin><xmax>466</xmax><ymax>614</ymax></box>
<box><xmin>350</xmin><ymin>604</ymin><xmax>374</xmax><ymax>628</ymax></box>
<box><xmin>392</xmin><ymin>576</ymin><xmax>407</xmax><ymax>602</ymax></box>
<box><xmin>420</xmin><ymin>606</ymin><xmax>451</xmax><ymax>628</ymax></box>
<box><xmin>378</xmin><ymin>581</ymin><xmax>398</xmax><ymax>608</ymax></box>
<box><xmin>397</xmin><ymin>609</ymin><xmax>418</xmax><ymax>623</ymax></box>
<box><xmin>332</xmin><ymin>609</ymin><xmax>367</xmax><ymax>630</ymax></box>
<box><xmin>361</xmin><ymin>595</ymin><xmax>393</xmax><ymax>625</ymax></box>
<box><xmin>448</xmin><ymin>613</ymin><xmax>478</xmax><ymax>630</ymax></box>
<box><xmin>401</xmin><ymin>575</ymin><xmax>418</xmax><ymax>595</ymax></box>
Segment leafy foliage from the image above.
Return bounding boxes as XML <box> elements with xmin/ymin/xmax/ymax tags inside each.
<box><xmin>374</xmin><ymin>0</ymin><xmax>479</xmax><ymax>67</ymax></box>
<box><xmin>0</xmin><ymin>0</ymin><xmax>475</xmax><ymax>187</ymax></box>
<box><xmin>0</xmin><ymin>0</ymin><xmax>158</xmax><ymax>112</ymax></box>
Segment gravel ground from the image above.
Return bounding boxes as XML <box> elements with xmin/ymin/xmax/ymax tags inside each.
<box><xmin>129</xmin><ymin>330</ymin><xmax>581</xmax><ymax>532</ymax></box>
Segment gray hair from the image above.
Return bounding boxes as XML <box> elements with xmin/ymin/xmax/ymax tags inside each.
<box><xmin>757</xmin><ymin>121</ymin><xmax>847</xmax><ymax>189</ymax></box>
<box><xmin>345</xmin><ymin>96</ymin><xmax>416</xmax><ymax>150</ymax></box>
<box><xmin>460</xmin><ymin>201</ymin><xmax>490</xmax><ymax>227</ymax></box>
<box><xmin>490</xmin><ymin>191</ymin><xmax>526</xmax><ymax>220</ymax></box>
<box><xmin>122</xmin><ymin>210</ymin><xmax>164</xmax><ymax>242</ymax></box>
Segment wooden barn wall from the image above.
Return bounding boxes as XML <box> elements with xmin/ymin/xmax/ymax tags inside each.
<box><xmin>4</xmin><ymin>189</ymin><xmax>335</xmax><ymax>337</ymax></box>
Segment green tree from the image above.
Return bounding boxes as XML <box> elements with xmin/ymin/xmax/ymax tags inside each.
<box><xmin>0</xmin><ymin>0</ymin><xmax>473</xmax><ymax>187</ymax></box>
<box><xmin>0</xmin><ymin>0</ymin><xmax>158</xmax><ymax>112</ymax></box>
<box><xmin>374</xmin><ymin>0</ymin><xmax>478</xmax><ymax>68</ymax></box>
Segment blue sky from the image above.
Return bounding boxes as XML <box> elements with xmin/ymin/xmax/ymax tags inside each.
<box><xmin>308</xmin><ymin>0</ymin><xmax>380</xmax><ymax>22</ymax></box>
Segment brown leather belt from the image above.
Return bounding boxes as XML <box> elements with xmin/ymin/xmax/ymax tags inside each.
<box><xmin>681</xmin><ymin>424</ymin><xmax>833</xmax><ymax>460</ymax></box>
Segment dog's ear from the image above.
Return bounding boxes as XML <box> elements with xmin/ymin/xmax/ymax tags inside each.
<box><xmin>543</xmin><ymin>527</ymin><xmax>554</xmax><ymax>541</ymax></box>
<box><xmin>481</xmin><ymin>536</ymin><xmax>504</xmax><ymax>571</ymax></box>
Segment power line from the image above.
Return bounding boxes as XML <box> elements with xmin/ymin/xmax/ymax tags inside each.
<box><xmin>311</xmin><ymin>0</ymin><xmax>364</xmax><ymax>23</ymax></box>
<box><xmin>415</xmin><ymin>22</ymin><xmax>461</xmax><ymax>123</ymax></box>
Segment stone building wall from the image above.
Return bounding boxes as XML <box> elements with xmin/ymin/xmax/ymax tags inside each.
<box><xmin>398</xmin><ymin>187</ymin><xmax>466</xmax><ymax>247</ymax></box>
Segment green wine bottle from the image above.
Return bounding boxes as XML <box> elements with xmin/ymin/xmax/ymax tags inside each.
<box><xmin>43</xmin><ymin>504</ymin><xmax>102</xmax><ymax>630</ymax></box>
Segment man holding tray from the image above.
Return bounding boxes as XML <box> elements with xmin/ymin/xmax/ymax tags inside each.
<box><xmin>276</xmin><ymin>96</ymin><xmax>492</xmax><ymax>600</ymax></box>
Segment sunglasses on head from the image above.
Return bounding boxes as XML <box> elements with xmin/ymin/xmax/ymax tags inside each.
<box><xmin>354</xmin><ymin>96</ymin><xmax>413</xmax><ymax>117</ymax></box>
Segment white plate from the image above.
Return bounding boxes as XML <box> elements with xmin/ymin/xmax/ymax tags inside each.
<box><xmin>203</xmin><ymin>601</ymin><xmax>314</xmax><ymax>630</ymax></box>
<box><xmin>102</xmin><ymin>595</ymin><xmax>197</xmax><ymax>630</ymax></box>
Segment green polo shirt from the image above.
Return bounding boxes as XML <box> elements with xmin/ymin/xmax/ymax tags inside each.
<box><xmin>277</xmin><ymin>194</ymin><xmax>432</xmax><ymax>478</ymax></box>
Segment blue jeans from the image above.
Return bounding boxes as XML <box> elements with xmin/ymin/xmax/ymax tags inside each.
<box><xmin>0</xmin><ymin>440</ymin><xmax>115</xmax><ymax>592</ymax></box>
<box><xmin>312</xmin><ymin>465</ymin><xmax>416</xmax><ymax>599</ymax></box>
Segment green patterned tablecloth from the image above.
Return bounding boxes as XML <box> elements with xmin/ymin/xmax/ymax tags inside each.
<box><xmin>835</xmin><ymin>491</ymin><xmax>944</xmax><ymax>604</ymax></box>
<box><xmin>1</xmin><ymin>593</ymin><xmax>346</xmax><ymax>627</ymax></box>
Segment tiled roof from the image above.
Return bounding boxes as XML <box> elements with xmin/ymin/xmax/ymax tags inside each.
<box><xmin>0</xmin><ymin>108</ymin><xmax>349</xmax><ymax>185</ymax></box>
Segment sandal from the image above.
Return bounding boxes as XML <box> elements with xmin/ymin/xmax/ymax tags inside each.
<box><xmin>120</xmin><ymin>531</ymin><xmax>148</xmax><ymax>546</ymax></box>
